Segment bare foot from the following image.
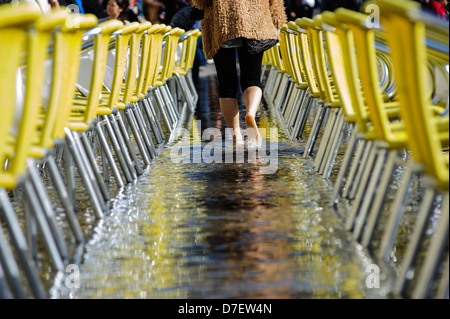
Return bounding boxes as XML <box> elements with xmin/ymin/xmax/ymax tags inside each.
<box><xmin>245</xmin><ymin>113</ymin><xmax>260</xmax><ymax>141</ymax></box>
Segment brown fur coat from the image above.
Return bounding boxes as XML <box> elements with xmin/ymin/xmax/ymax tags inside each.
<box><xmin>193</xmin><ymin>0</ymin><xmax>287</xmax><ymax>59</ymax></box>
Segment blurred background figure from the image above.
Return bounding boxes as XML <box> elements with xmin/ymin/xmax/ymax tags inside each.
<box><xmin>169</xmin><ymin>0</ymin><xmax>205</xmax><ymax>85</ymax></box>
<box><xmin>98</xmin><ymin>0</ymin><xmax>129</xmax><ymax>22</ymax></box>
<box><xmin>320</xmin><ymin>0</ymin><xmax>362</xmax><ymax>12</ymax></box>
<box><xmin>142</xmin><ymin>0</ymin><xmax>164</xmax><ymax>23</ymax></box>
<box><xmin>417</xmin><ymin>0</ymin><xmax>449</xmax><ymax>20</ymax></box>
<box><xmin>285</xmin><ymin>0</ymin><xmax>317</xmax><ymax>20</ymax></box>
<box><xmin>126</xmin><ymin>0</ymin><xmax>142</xmax><ymax>22</ymax></box>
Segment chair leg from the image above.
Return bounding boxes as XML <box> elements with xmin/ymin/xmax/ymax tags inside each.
<box><xmin>131</xmin><ymin>103</ymin><xmax>157</xmax><ymax>160</ymax></box>
<box><xmin>45</xmin><ymin>154</ymin><xmax>85</xmax><ymax>244</ymax></box>
<box><xmin>345</xmin><ymin>141</ymin><xmax>379</xmax><ymax>231</ymax></box>
<box><xmin>436</xmin><ymin>254</ymin><xmax>449</xmax><ymax>299</ymax></box>
<box><xmin>27</xmin><ymin>159</ymin><xmax>68</xmax><ymax>263</ymax></box>
<box><xmin>361</xmin><ymin>150</ymin><xmax>399</xmax><ymax>248</ymax></box>
<box><xmin>141</xmin><ymin>97</ymin><xmax>164</xmax><ymax>145</ymax></box>
<box><xmin>0</xmin><ymin>216</ymin><xmax>26</xmax><ymax>298</ymax></box>
<box><xmin>161</xmin><ymin>83</ymin><xmax>179</xmax><ymax>124</ymax></box>
<box><xmin>322</xmin><ymin>113</ymin><xmax>347</xmax><ymax>180</ymax></box>
<box><xmin>393</xmin><ymin>187</ymin><xmax>437</xmax><ymax>298</ymax></box>
<box><xmin>94</xmin><ymin>122</ymin><xmax>124</xmax><ymax>188</ymax></box>
<box><xmin>79</xmin><ymin>130</ymin><xmax>112</xmax><ymax>201</ymax></box>
<box><xmin>153</xmin><ymin>87</ymin><xmax>174</xmax><ymax>134</ymax></box>
<box><xmin>281</xmin><ymin>80</ymin><xmax>295</xmax><ymax>121</ymax></box>
<box><xmin>288</xmin><ymin>89</ymin><xmax>307</xmax><ymax>140</ymax></box>
<box><xmin>348</xmin><ymin>140</ymin><xmax>375</xmax><ymax>200</ymax></box>
<box><xmin>108</xmin><ymin>114</ymin><xmax>138</xmax><ymax>180</ymax></box>
<box><xmin>314</xmin><ymin>107</ymin><xmax>339</xmax><ymax>171</ymax></box>
<box><xmin>174</xmin><ymin>73</ymin><xmax>195</xmax><ymax>112</ymax></box>
<box><xmin>0</xmin><ymin>188</ymin><xmax>46</xmax><ymax>298</ymax></box>
<box><xmin>303</xmin><ymin>101</ymin><xmax>328</xmax><ymax>158</ymax></box>
<box><xmin>23</xmin><ymin>177</ymin><xmax>65</xmax><ymax>272</ymax></box>
<box><xmin>377</xmin><ymin>161</ymin><xmax>423</xmax><ymax>261</ymax></box>
<box><xmin>0</xmin><ymin>263</ymin><xmax>12</xmax><ymax>299</ymax></box>
<box><xmin>291</xmin><ymin>91</ymin><xmax>312</xmax><ymax>140</ymax></box>
<box><xmin>124</xmin><ymin>107</ymin><xmax>152</xmax><ymax>166</ymax></box>
<box><xmin>101</xmin><ymin>116</ymin><xmax>134</xmax><ymax>184</ymax></box>
<box><xmin>352</xmin><ymin>145</ymin><xmax>388</xmax><ymax>241</ymax></box>
<box><xmin>331</xmin><ymin>124</ymin><xmax>358</xmax><ymax>205</ymax></box>
<box><xmin>287</xmin><ymin>89</ymin><xmax>305</xmax><ymax>131</ymax></box>
<box><xmin>411</xmin><ymin>192</ymin><xmax>449</xmax><ymax>299</ymax></box>
<box><xmin>64</xmin><ymin>128</ymin><xmax>105</xmax><ymax>218</ymax></box>
<box><xmin>186</xmin><ymin>71</ymin><xmax>198</xmax><ymax>104</ymax></box>
<box><xmin>342</xmin><ymin>138</ymin><xmax>367</xmax><ymax>199</ymax></box>
<box><xmin>114</xmin><ymin>110</ymin><xmax>144</xmax><ymax>176</ymax></box>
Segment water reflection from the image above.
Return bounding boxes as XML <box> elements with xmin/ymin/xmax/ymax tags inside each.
<box><xmin>55</xmin><ymin>71</ymin><xmax>381</xmax><ymax>299</ymax></box>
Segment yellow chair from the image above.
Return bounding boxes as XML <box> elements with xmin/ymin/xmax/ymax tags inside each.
<box><xmin>117</xmin><ymin>21</ymin><xmax>158</xmax><ymax>165</ymax></box>
<box><xmin>151</xmin><ymin>27</ymin><xmax>185</xmax><ymax>135</ymax></box>
<box><xmin>46</xmin><ymin>16</ymin><xmax>114</xmax><ymax>221</ymax></box>
<box><xmin>133</xmin><ymin>23</ymin><xmax>167</xmax><ymax>156</ymax></box>
<box><xmin>264</xmin><ymin>42</ymin><xmax>289</xmax><ymax>112</ymax></box>
<box><xmin>173</xmin><ymin>29</ymin><xmax>202</xmax><ymax>112</ymax></box>
<box><xmin>326</xmin><ymin>9</ymin><xmax>410</xmax><ymax>236</ymax></box>
<box><xmin>279</xmin><ymin>24</ymin><xmax>311</xmax><ymax>140</ymax></box>
<box><xmin>99</xmin><ymin>22</ymin><xmax>147</xmax><ymax>177</ymax></box>
<box><xmin>0</xmin><ymin>4</ymin><xmax>48</xmax><ymax>299</ymax></box>
<box><xmin>376</xmin><ymin>0</ymin><xmax>449</xmax><ymax>299</ymax></box>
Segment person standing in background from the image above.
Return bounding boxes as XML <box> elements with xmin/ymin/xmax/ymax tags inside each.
<box><xmin>193</xmin><ymin>0</ymin><xmax>287</xmax><ymax>145</ymax></box>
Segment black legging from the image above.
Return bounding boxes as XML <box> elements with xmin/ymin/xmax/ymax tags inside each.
<box><xmin>213</xmin><ymin>46</ymin><xmax>264</xmax><ymax>99</ymax></box>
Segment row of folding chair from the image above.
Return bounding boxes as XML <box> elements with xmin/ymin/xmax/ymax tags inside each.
<box><xmin>262</xmin><ymin>0</ymin><xmax>448</xmax><ymax>299</ymax></box>
<box><xmin>0</xmin><ymin>3</ymin><xmax>200</xmax><ymax>298</ymax></box>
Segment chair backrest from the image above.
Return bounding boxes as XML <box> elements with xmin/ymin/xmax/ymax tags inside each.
<box><xmin>11</xmin><ymin>10</ymin><xmax>70</xmax><ymax>177</ymax></box>
<box><xmin>184</xmin><ymin>29</ymin><xmax>201</xmax><ymax>73</ymax></box>
<box><xmin>0</xmin><ymin>4</ymin><xmax>42</xmax><ymax>187</ymax></box>
<box><xmin>50</xmin><ymin>14</ymin><xmax>99</xmax><ymax>141</ymax></box>
<box><xmin>135</xmin><ymin>22</ymin><xmax>154</xmax><ymax>99</ymax></box>
<box><xmin>106</xmin><ymin>22</ymin><xmax>140</xmax><ymax>110</ymax></box>
<box><xmin>286</xmin><ymin>21</ymin><xmax>309</xmax><ymax>89</ymax></box>
<box><xmin>159</xmin><ymin>27</ymin><xmax>185</xmax><ymax>84</ymax></box>
<box><xmin>83</xmin><ymin>19</ymin><xmax>124</xmax><ymax>123</ymax></box>
<box><xmin>147</xmin><ymin>25</ymin><xmax>169</xmax><ymax>89</ymax></box>
<box><xmin>295</xmin><ymin>18</ymin><xmax>321</xmax><ymax>98</ymax></box>
<box><xmin>320</xmin><ymin>12</ymin><xmax>357</xmax><ymax>122</ymax></box>
<box><xmin>140</xmin><ymin>24</ymin><xmax>166</xmax><ymax>97</ymax></box>
<box><xmin>335</xmin><ymin>8</ymin><xmax>399</xmax><ymax>142</ymax></box>
<box><xmin>122</xmin><ymin>21</ymin><xmax>152</xmax><ymax>104</ymax></box>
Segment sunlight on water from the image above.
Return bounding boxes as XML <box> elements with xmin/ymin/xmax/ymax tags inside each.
<box><xmin>52</xmin><ymin>75</ymin><xmax>383</xmax><ymax>299</ymax></box>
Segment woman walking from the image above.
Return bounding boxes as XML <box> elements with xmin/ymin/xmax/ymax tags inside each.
<box><xmin>193</xmin><ymin>0</ymin><xmax>286</xmax><ymax>145</ymax></box>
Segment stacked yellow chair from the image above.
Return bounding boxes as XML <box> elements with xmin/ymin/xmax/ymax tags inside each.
<box><xmin>0</xmin><ymin>5</ymin><xmax>98</xmax><ymax>298</ymax></box>
<box><xmin>151</xmin><ymin>27</ymin><xmax>185</xmax><ymax>135</ymax></box>
<box><xmin>173</xmin><ymin>29</ymin><xmax>202</xmax><ymax>112</ymax></box>
<box><xmin>376</xmin><ymin>0</ymin><xmax>448</xmax><ymax>299</ymax></box>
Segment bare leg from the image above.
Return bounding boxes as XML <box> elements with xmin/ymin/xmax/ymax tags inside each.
<box><xmin>243</xmin><ymin>86</ymin><xmax>262</xmax><ymax>140</ymax></box>
<box><xmin>219</xmin><ymin>97</ymin><xmax>243</xmax><ymax>144</ymax></box>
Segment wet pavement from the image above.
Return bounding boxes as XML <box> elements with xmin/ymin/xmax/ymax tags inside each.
<box><xmin>49</xmin><ymin>65</ymin><xmax>392</xmax><ymax>299</ymax></box>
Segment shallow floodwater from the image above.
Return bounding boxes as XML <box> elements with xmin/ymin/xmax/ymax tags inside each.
<box><xmin>48</xmin><ymin>71</ymin><xmax>392</xmax><ymax>299</ymax></box>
